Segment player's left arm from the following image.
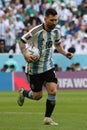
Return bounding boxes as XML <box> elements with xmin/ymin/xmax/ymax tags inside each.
<box><xmin>54</xmin><ymin>28</ymin><xmax>73</xmax><ymax>59</ymax></box>
<box><xmin>55</xmin><ymin>43</ymin><xmax>73</xmax><ymax>59</ymax></box>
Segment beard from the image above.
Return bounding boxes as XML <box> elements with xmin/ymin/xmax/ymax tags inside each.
<box><xmin>47</xmin><ymin>24</ymin><xmax>56</xmax><ymax>30</ymax></box>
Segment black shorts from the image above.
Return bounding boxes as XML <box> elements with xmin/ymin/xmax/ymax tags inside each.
<box><xmin>26</xmin><ymin>69</ymin><xmax>57</xmax><ymax>92</ymax></box>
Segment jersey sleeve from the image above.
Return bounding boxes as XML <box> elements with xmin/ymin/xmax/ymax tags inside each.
<box><xmin>21</xmin><ymin>30</ymin><xmax>32</xmax><ymax>43</ymax></box>
<box><xmin>21</xmin><ymin>24</ymin><xmax>42</xmax><ymax>44</ymax></box>
<box><xmin>54</xmin><ymin>28</ymin><xmax>62</xmax><ymax>45</ymax></box>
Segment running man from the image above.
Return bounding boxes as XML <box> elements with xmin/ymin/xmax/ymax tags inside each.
<box><xmin>17</xmin><ymin>8</ymin><xmax>73</xmax><ymax>125</ymax></box>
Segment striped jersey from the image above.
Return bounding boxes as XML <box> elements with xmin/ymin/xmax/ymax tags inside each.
<box><xmin>21</xmin><ymin>24</ymin><xmax>61</xmax><ymax>75</ymax></box>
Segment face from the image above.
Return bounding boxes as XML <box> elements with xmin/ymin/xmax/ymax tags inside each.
<box><xmin>44</xmin><ymin>14</ymin><xmax>58</xmax><ymax>31</ymax></box>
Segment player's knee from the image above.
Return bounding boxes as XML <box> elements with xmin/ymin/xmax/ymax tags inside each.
<box><xmin>49</xmin><ymin>89</ymin><xmax>57</xmax><ymax>95</ymax></box>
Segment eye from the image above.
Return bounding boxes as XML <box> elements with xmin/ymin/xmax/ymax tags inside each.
<box><xmin>51</xmin><ymin>20</ymin><xmax>54</xmax><ymax>22</ymax></box>
<box><xmin>50</xmin><ymin>19</ymin><xmax>57</xmax><ymax>22</ymax></box>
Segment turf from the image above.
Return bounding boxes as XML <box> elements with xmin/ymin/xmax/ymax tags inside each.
<box><xmin>0</xmin><ymin>90</ymin><xmax>87</xmax><ymax>130</ymax></box>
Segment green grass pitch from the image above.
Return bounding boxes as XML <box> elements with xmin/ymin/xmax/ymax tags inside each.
<box><xmin>0</xmin><ymin>90</ymin><xmax>87</xmax><ymax>130</ymax></box>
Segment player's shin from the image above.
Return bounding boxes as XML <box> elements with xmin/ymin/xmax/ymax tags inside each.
<box><xmin>45</xmin><ymin>94</ymin><xmax>56</xmax><ymax>117</ymax></box>
<box><xmin>23</xmin><ymin>90</ymin><xmax>33</xmax><ymax>99</ymax></box>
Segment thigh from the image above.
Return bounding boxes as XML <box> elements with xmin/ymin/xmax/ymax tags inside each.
<box><xmin>44</xmin><ymin>69</ymin><xmax>58</xmax><ymax>94</ymax></box>
<box><xmin>44</xmin><ymin>69</ymin><xmax>58</xmax><ymax>84</ymax></box>
<box><xmin>26</xmin><ymin>73</ymin><xmax>44</xmax><ymax>92</ymax></box>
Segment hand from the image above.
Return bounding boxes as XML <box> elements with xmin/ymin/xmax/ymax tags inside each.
<box><xmin>66</xmin><ymin>52</ymin><xmax>73</xmax><ymax>59</ymax></box>
<box><xmin>24</xmin><ymin>52</ymin><xmax>35</xmax><ymax>63</ymax></box>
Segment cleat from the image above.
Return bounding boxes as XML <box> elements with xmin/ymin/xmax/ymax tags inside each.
<box><xmin>17</xmin><ymin>88</ymin><xmax>25</xmax><ymax>106</ymax></box>
<box><xmin>43</xmin><ymin>117</ymin><xmax>58</xmax><ymax>126</ymax></box>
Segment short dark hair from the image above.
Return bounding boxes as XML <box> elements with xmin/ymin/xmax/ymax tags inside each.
<box><xmin>45</xmin><ymin>8</ymin><xmax>57</xmax><ymax>16</ymax></box>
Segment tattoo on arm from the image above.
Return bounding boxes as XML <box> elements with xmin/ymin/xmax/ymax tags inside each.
<box><xmin>20</xmin><ymin>47</ymin><xmax>26</xmax><ymax>54</ymax></box>
<box><xmin>19</xmin><ymin>40</ymin><xmax>26</xmax><ymax>55</ymax></box>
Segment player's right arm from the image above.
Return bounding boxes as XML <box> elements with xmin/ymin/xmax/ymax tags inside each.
<box><xmin>19</xmin><ymin>39</ymin><xmax>35</xmax><ymax>63</ymax></box>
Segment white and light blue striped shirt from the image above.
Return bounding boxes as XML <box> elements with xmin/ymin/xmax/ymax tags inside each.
<box><xmin>21</xmin><ymin>24</ymin><xmax>61</xmax><ymax>75</ymax></box>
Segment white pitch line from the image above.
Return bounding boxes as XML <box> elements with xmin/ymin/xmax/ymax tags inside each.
<box><xmin>0</xmin><ymin>112</ymin><xmax>43</xmax><ymax>115</ymax></box>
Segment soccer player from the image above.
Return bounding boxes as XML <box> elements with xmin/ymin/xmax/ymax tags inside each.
<box><xmin>17</xmin><ymin>8</ymin><xmax>73</xmax><ymax>125</ymax></box>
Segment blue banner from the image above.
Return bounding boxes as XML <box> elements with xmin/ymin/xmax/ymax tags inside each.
<box><xmin>0</xmin><ymin>72</ymin><xmax>12</xmax><ymax>91</ymax></box>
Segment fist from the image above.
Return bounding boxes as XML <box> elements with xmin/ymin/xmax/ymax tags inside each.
<box><xmin>66</xmin><ymin>52</ymin><xmax>73</xmax><ymax>59</ymax></box>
